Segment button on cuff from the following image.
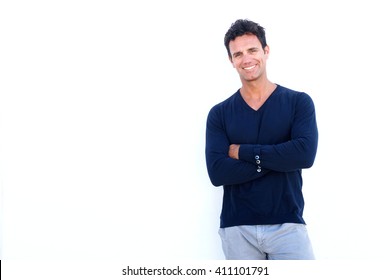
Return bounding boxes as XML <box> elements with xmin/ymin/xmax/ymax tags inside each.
<box><xmin>255</xmin><ymin>154</ymin><xmax>261</xmax><ymax>172</ymax></box>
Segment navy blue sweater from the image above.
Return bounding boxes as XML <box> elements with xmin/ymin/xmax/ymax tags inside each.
<box><xmin>205</xmin><ymin>85</ymin><xmax>318</xmax><ymax>228</ymax></box>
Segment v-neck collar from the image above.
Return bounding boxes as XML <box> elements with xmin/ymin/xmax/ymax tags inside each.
<box><xmin>237</xmin><ymin>84</ymin><xmax>280</xmax><ymax>112</ymax></box>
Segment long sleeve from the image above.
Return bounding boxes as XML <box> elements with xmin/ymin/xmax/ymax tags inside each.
<box><xmin>239</xmin><ymin>92</ymin><xmax>318</xmax><ymax>172</ymax></box>
<box><xmin>205</xmin><ymin>105</ymin><xmax>268</xmax><ymax>187</ymax></box>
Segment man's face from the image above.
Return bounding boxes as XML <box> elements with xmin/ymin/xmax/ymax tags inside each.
<box><xmin>228</xmin><ymin>34</ymin><xmax>269</xmax><ymax>82</ymax></box>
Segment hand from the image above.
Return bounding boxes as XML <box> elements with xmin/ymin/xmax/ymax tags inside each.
<box><xmin>228</xmin><ymin>144</ymin><xmax>240</xmax><ymax>160</ymax></box>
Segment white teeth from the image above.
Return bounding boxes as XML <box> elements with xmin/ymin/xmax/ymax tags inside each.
<box><xmin>244</xmin><ymin>65</ymin><xmax>256</xmax><ymax>70</ymax></box>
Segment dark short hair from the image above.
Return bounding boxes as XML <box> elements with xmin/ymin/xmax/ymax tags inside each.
<box><xmin>224</xmin><ymin>19</ymin><xmax>267</xmax><ymax>58</ymax></box>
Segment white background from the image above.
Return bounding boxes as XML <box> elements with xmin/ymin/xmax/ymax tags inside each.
<box><xmin>1</xmin><ymin>0</ymin><xmax>390</xmax><ymax>261</ymax></box>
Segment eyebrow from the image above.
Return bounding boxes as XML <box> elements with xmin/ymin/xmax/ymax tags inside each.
<box><xmin>232</xmin><ymin>51</ymin><xmax>243</xmax><ymax>57</ymax></box>
<box><xmin>232</xmin><ymin>47</ymin><xmax>260</xmax><ymax>57</ymax></box>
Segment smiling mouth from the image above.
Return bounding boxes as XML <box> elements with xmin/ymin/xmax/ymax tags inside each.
<box><xmin>243</xmin><ymin>65</ymin><xmax>256</xmax><ymax>70</ymax></box>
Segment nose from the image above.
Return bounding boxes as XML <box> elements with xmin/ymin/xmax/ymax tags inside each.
<box><xmin>241</xmin><ymin>53</ymin><xmax>253</xmax><ymax>65</ymax></box>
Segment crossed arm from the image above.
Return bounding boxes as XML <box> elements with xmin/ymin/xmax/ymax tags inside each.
<box><xmin>205</xmin><ymin>93</ymin><xmax>318</xmax><ymax>187</ymax></box>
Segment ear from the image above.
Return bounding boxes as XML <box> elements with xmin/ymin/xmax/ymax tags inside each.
<box><xmin>264</xmin><ymin>45</ymin><xmax>270</xmax><ymax>57</ymax></box>
<box><xmin>229</xmin><ymin>55</ymin><xmax>235</xmax><ymax>68</ymax></box>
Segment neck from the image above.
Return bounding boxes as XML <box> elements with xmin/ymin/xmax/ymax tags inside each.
<box><xmin>239</xmin><ymin>78</ymin><xmax>277</xmax><ymax>111</ymax></box>
<box><xmin>240</xmin><ymin>78</ymin><xmax>275</xmax><ymax>100</ymax></box>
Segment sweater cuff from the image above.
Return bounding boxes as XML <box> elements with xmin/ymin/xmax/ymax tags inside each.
<box><xmin>239</xmin><ymin>144</ymin><xmax>262</xmax><ymax>173</ymax></box>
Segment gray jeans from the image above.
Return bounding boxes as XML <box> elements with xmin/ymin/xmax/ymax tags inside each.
<box><xmin>219</xmin><ymin>223</ymin><xmax>315</xmax><ymax>260</ymax></box>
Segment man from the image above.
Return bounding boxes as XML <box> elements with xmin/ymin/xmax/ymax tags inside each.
<box><xmin>205</xmin><ymin>19</ymin><xmax>318</xmax><ymax>260</ymax></box>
